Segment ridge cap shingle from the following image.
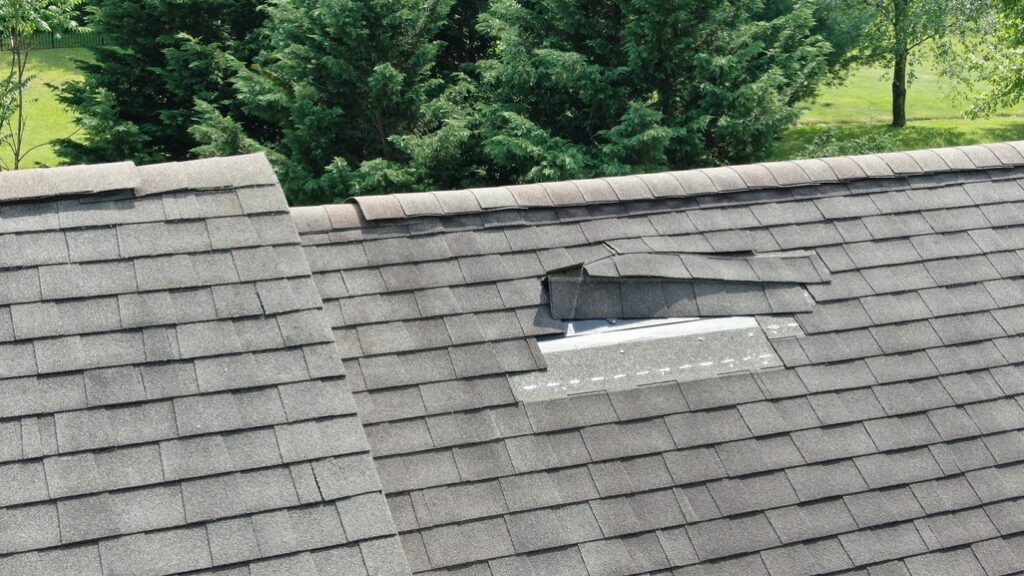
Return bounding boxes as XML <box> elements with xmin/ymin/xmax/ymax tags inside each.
<box><xmin>0</xmin><ymin>160</ymin><xmax>138</xmax><ymax>203</ymax></box>
<box><xmin>0</xmin><ymin>152</ymin><xmax>279</xmax><ymax>204</ymax></box>
<box><xmin>291</xmin><ymin>141</ymin><xmax>1024</xmax><ymax>233</ymax></box>
<box><xmin>136</xmin><ymin>152</ymin><xmax>278</xmax><ymax>196</ymax></box>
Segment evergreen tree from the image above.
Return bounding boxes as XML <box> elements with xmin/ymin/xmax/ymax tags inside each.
<box><xmin>191</xmin><ymin>0</ymin><xmax>453</xmax><ymax>205</ymax></box>
<box><xmin>54</xmin><ymin>0</ymin><xmax>265</xmax><ymax>164</ymax></box>
<box><xmin>397</xmin><ymin>0</ymin><xmax>832</xmax><ymax>190</ymax></box>
<box><xmin>436</xmin><ymin>0</ymin><xmax>492</xmax><ymax>76</ymax></box>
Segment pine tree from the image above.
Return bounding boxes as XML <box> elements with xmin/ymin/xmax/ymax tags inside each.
<box><xmin>190</xmin><ymin>0</ymin><xmax>453</xmax><ymax>204</ymax></box>
<box><xmin>399</xmin><ymin>0</ymin><xmax>832</xmax><ymax>190</ymax></box>
<box><xmin>54</xmin><ymin>0</ymin><xmax>265</xmax><ymax>164</ymax></box>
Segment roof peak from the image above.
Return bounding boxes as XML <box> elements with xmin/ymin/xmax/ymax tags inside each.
<box><xmin>0</xmin><ymin>152</ymin><xmax>277</xmax><ymax>204</ymax></box>
<box><xmin>291</xmin><ymin>141</ymin><xmax>1024</xmax><ymax>233</ymax></box>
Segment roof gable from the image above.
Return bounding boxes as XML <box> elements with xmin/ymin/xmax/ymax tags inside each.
<box><xmin>0</xmin><ymin>155</ymin><xmax>408</xmax><ymax>576</ymax></box>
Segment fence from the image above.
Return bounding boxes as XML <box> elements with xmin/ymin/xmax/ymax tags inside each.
<box><xmin>0</xmin><ymin>30</ymin><xmax>109</xmax><ymax>51</ymax></box>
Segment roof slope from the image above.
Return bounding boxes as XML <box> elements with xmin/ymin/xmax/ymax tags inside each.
<box><xmin>293</xmin><ymin>142</ymin><xmax>1024</xmax><ymax>575</ymax></box>
<box><xmin>0</xmin><ymin>155</ymin><xmax>408</xmax><ymax>576</ymax></box>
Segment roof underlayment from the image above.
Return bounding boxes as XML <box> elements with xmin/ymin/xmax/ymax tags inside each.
<box><xmin>7</xmin><ymin>142</ymin><xmax>1024</xmax><ymax>574</ymax></box>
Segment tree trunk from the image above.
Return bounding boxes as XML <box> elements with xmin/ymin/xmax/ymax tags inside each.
<box><xmin>892</xmin><ymin>50</ymin><xmax>907</xmax><ymax>128</ymax></box>
<box><xmin>892</xmin><ymin>0</ymin><xmax>909</xmax><ymax>128</ymax></box>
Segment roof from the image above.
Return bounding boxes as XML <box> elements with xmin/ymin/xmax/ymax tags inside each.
<box><xmin>293</xmin><ymin>142</ymin><xmax>1024</xmax><ymax>575</ymax></box>
<box><xmin>7</xmin><ymin>142</ymin><xmax>1024</xmax><ymax>575</ymax></box>
<box><xmin>0</xmin><ymin>155</ymin><xmax>408</xmax><ymax>576</ymax></box>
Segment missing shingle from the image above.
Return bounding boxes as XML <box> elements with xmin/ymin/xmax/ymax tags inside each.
<box><xmin>508</xmin><ymin>317</ymin><xmax>783</xmax><ymax>402</ymax></box>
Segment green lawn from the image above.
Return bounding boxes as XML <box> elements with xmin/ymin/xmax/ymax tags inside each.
<box><xmin>1</xmin><ymin>47</ymin><xmax>91</xmax><ymax>169</ymax></box>
<box><xmin>771</xmin><ymin>63</ymin><xmax>1024</xmax><ymax>160</ymax></box>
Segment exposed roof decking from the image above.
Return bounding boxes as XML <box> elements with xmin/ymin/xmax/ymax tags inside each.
<box><xmin>297</xmin><ymin>144</ymin><xmax>1024</xmax><ymax>575</ymax></box>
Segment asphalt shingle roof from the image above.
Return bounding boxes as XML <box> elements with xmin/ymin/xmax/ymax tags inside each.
<box><xmin>11</xmin><ymin>142</ymin><xmax>1024</xmax><ymax>574</ymax></box>
<box><xmin>291</xmin><ymin>142</ymin><xmax>1024</xmax><ymax>575</ymax></box>
<box><xmin>0</xmin><ymin>155</ymin><xmax>408</xmax><ymax>576</ymax></box>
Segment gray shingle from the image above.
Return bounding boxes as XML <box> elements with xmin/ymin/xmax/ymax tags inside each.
<box><xmin>786</xmin><ymin>460</ymin><xmax>868</xmax><ymax>501</ymax></box>
<box><xmin>666</xmin><ymin>408</ymin><xmax>752</xmax><ymax>448</ymax></box>
<box><xmin>505</xmin><ymin>431</ymin><xmax>590</xmax><ymax>473</ymax></box>
<box><xmin>59</xmin><ymin>485</ymin><xmax>186</xmax><ymax>543</ymax></box>
<box><xmin>854</xmin><ymin>448</ymin><xmax>944</xmax><ymax>488</ymax></box>
<box><xmin>708</xmin><ymin>471</ymin><xmax>798</xmax><ymax>515</ymax></box>
<box><xmin>54</xmin><ymin>401</ymin><xmax>177</xmax><ymax>452</ymax></box>
<box><xmin>582</xmin><ymin>418</ymin><xmax>675</xmax><ymax>461</ymax></box>
<box><xmin>915</xmin><ymin>507</ymin><xmax>998</xmax><ymax>548</ymax></box>
<box><xmin>843</xmin><ymin>487</ymin><xmax>923</xmax><ymax>531</ymax></box>
<box><xmin>904</xmin><ymin>548</ymin><xmax>987</xmax><ymax>576</ymax></box>
<box><xmin>866</xmin><ymin>351</ymin><xmax>939</xmax><ymax>384</ymax></box>
<box><xmin>0</xmin><ymin>502</ymin><xmax>58</xmax><ymax>553</ymax></box>
<box><xmin>0</xmin><ymin>461</ymin><xmax>48</xmax><ymax>506</ymax></box>
<box><xmin>98</xmin><ymin>525</ymin><xmax>213</xmax><ymax>576</ymax></box>
<box><xmin>870</xmin><ymin>321</ymin><xmax>943</xmax><ymax>354</ymax></box>
<box><xmin>808</xmin><ymin>388</ymin><xmax>885</xmax><ymax>425</ymax></box>
<box><xmin>507</xmin><ymin>503</ymin><xmax>604</xmax><ymax>553</ymax></box>
<box><xmin>39</xmin><ymin>261</ymin><xmax>137</xmax><ymax>300</ymax></box>
<box><xmin>716</xmin><ymin>435</ymin><xmax>804</xmax><ymax>476</ymax></box>
<box><xmin>766</xmin><ymin>499</ymin><xmax>857</xmax><ymax>544</ymax></box>
<box><xmin>761</xmin><ymin>538</ymin><xmax>854</xmax><ymax>576</ymax></box>
<box><xmin>162</xmin><ymin>429</ymin><xmax>281</xmax><ymax>481</ymax></box>
<box><xmin>838</xmin><ymin>523</ymin><xmax>928</xmax><ymax>566</ymax></box>
<box><xmin>736</xmin><ymin>398</ymin><xmax>819</xmax><ymax>436</ymax></box>
<box><xmin>687</xmin><ymin>513</ymin><xmax>779</xmax><ymax>560</ymax></box>
<box><xmin>453</xmin><ymin>440</ymin><xmax>514</xmax><ymax>481</ymax></box>
<box><xmin>335</xmin><ymin>492</ymin><xmax>395</xmax><ymax>541</ymax></box>
<box><xmin>790</xmin><ymin>422</ymin><xmax>876</xmax><ymax>463</ymax></box>
<box><xmin>862</xmin><ymin>263</ymin><xmax>936</xmax><ymax>294</ymax></box>
<box><xmin>274</xmin><ymin>416</ymin><xmax>368</xmax><ymax>463</ymax></box>
<box><xmin>421</xmin><ymin>518</ymin><xmax>514</xmax><ymax>567</ymax></box>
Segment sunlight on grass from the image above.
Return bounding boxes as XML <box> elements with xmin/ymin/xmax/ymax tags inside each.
<box><xmin>774</xmin><ymin>61</ymin><xmax>1024</xmax><ymax>160</ymax></box>
<box><xmin>771</xmin><ymin>118</ymin><xmax>1024</xmax><ymax>161</ymax></box>
<box><xmin>800</xmin><ymin>64</ymin><xmax>1024</xmax><ymax>124</ymax></box>
<box><xmin>0</xmin><ymin>47</ymin><xmax>91</xmax><ymax>169</ymax></box>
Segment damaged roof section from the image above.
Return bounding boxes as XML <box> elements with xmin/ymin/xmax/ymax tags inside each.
<box><xmin>0</xmin><ymin>156</ymin><xmax>408</xmax><ymax>576</ymax></box>
<box><xmin>294</xmin><ymin>141</ymin><xmax>1024</xmax><ymax>575</ymax></box>
<box><xmin>548</xmin><ymin>252</ymin><xmax>828</xmax><ymax>320</ymax></box>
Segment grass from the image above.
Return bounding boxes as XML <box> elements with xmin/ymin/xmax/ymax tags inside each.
<box><xmin>0</xmin><ymin>47</ymin><xmax>91</xmax><ymax>169</ymax></box>
<box><xmin>772</xmin><ymin>63</ymin><xmax>1024</xmax><ymax>160</ymax></box>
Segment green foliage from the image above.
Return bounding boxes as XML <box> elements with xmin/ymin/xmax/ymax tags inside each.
<box><xmin>838</xmin><ymin>0</ymin><xmax>995</xmax><ymax>125</ymax></box>
<box><xmin>853</xmin><ymin>0</ymin><xmax>994</xmax><ymax>67</ymax></box>
<box><xmin>54</xmin><ymin>0</ymin><xmax>266</xmax><ymax>164</ymax></box>
<box><xmin>400</xmin><ymin>0</ymin><xmax>832</xmax><ymax>191</ymax></box>
<box><xmin>0</xmin><ymin>0</ymin><xmax>82</xmax><ymax>168</ymax></box>
<box><xmin>970</xmin><ymin>1</ymin><xmax>1024</xmax><ymax>116</ymax></box>
<box><xmin>190</xmin><ymin>0</ymin><xmax>453</xmax><ymax>203</ymax></box>
<box><xmin>60</xmin><ymin>0</ymin><xmax>867</xmax><ymax>204</ymax></box>
<box><xmin>796</xmin><ymin>125</ymin><xmax>904</xmax><ymax>157</ymax></box>
<box><xmin>0</xmin><ymin>0</ymin><xmax>80</xmax><ymax>40</ymax></box>
<box><xmin>436</xmin><ymin>0</ymin><xmax>491</xmax><ymax>76</ymax></box>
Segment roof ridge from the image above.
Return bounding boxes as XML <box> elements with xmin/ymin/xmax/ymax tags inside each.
<box><xmin>290</xmin><ymin>141</ymin><xmax>1024</xmax><ymax>234</ymax></box>
<box><xmin>0</xmin><ymin>152</ymin><xmax>278</xmax><ymax>204</ymax></box>
<box><xmin>0</xmin><ymin>160</ymin><xmax>138</xmax><ymax>203</ymax></box>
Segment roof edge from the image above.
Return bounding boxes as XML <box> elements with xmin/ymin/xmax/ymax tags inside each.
<box><xmin>0</xmin><ymin>160</ymin><xmax>139</xmax><ymax>203</ymax></box>
<box><xmin>290</xmin><ymin>141</ymin><xmax>1024</xmax><ymax>234</ymax></box>
<box><xmin>0</xmin><ymin>152</ymin><xmax>279</xmax><ymax>204</ymax></box>
<box><xmin>136</xmin><ymin>153</ymin><xmax>278</xmax><ymax>196</ymax></box>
